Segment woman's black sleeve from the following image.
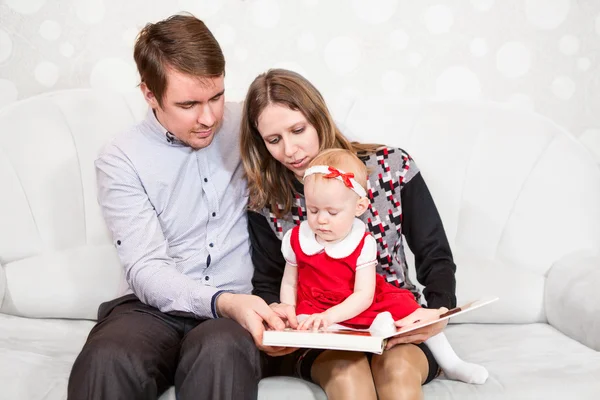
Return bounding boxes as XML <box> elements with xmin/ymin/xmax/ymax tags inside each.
<box><xmin>401</xmin><ymin>172</ymin><xmax>457</xmax><ymax>310</ymax></box>
<box><xmin>248</xmin><ymin>210</ymin><xmax>286</xmax><ymax>305</ymax></box>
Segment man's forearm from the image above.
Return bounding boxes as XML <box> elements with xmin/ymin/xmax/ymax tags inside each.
<box><xmin>128</xmin><ymin>261</ymin><xmax>222</xmax><ymax>318</ymax></box>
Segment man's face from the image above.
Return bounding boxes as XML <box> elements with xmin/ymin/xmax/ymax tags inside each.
<box><xmin>142</xmin><ymin>68</ymin><xmax>225</xmax><ymax>150</ymax></box>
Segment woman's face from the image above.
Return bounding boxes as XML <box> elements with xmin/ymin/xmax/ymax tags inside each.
<box><xmin>256</xmin><ymin>103</ymin><xmax>320</xmax><ymax>180</ymax></box>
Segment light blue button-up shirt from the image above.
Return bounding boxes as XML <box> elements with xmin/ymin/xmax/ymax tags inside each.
<box><xmin>95</xmin><ymin>103</ymin><xmax>252</xmax><ymax>318</ymax></box>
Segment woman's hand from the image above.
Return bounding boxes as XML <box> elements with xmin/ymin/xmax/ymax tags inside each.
<box><xmin>269</xmin><ymin>302</ymin><xmax>299</xmax><ymax>329</ymax></box>
<box><xmin>385</xmin><ymin>307</ymin><xmax>449</xmax><ymax>350</ymax></box>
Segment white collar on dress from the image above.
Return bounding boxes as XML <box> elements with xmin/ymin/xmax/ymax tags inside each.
<box><xmin>298</xmin><ymin>219</ymin><xmax>367</xmax><ymax>259</ymax></box>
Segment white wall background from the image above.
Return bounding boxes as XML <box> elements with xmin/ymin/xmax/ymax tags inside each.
<box><xmin>1</xmin><ymin>0</ymin><xmax>599</xmax><ymax>160</ymax></box>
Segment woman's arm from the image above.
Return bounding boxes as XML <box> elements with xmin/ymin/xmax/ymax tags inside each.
<box><xmin>248</xmin><ymin>210</ymin><xmax>287</xmax><ymax>305</ymax></box>
<box><xmin>401</xmin><ymin>170</ymin><xmax>457</xmax><ymax>310</ymax></box>
<box><xmin>383</xmin><ymin>169</ymin><xmax>456</xmax><ymax>348</ymax></box>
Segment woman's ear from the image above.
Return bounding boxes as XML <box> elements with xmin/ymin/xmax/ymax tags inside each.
<box><xmin>355</xmin><ymin>197</ymin><xmax>370</xmax><ymax>217</ymax></box>
<box><xmin>140</xmin><ymin>82</ymin><xmax>159</xmax><ymax>109</ymax></box>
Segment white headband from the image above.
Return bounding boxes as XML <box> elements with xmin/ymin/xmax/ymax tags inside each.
<box><xmin>303</xmin><ymin>165</ymin><xmax>367</xmax><ymax>197</ymax></box>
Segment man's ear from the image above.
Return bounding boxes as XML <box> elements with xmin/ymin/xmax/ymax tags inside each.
<box><xmin>355</xmin><ymin>197</ymin><xmax>370</xmax><ymax>217</ymax></box>
<box><xmin>140</xmin><ymin>82</ymin><xmax>159</xmax><ymax>109</ymax></box>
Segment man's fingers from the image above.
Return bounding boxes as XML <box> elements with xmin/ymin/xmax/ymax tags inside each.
<box><xmin>264</xmin><ymin>346</ymin><xmax>298</xmax><ymax>357</ymax></box>
<box><xmin>256</xmin><ymin>304</ymin><xmax>285</xmax><ymax>331</ymax></box>
<box><xmin>245</xmin><ymin>314</ymin><xmax>267</xmax><ymax>347</ymax></box>
<box><xmin>265</xmin><ymin>345</ymin><xmax>297</xmax><ymax>357</ymax></box>
<box><xmin>259</xmin><ymin>344</ymin><xmax>285</xmax><ymax>353</ymax></box>
<box><xmin>285</xmin><ymin>307</ymin><xmax>299</xmax><ymax>329</ymax></box>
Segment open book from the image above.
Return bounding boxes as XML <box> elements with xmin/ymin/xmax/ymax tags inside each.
<box><xmin>263</xmin><ymin>297</ymin><xmax>498</xmax><ymax>355</ymax></box>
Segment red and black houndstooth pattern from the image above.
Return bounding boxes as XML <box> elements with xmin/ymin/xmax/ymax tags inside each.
<box><xmin>262</xmin><ymin>147</ymin><xmax>421</xmax><ymax>302</ymax></box>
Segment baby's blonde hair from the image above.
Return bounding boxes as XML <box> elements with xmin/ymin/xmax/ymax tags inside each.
<box><xmin>305</xmin><ymin>149</ymin><xmax>368</xmax><ymax>192</ymax></box>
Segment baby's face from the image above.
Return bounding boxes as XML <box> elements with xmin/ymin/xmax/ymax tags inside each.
<box><xmin>304</xmin><ymin>177</ymin><xmax>359</xmax><ymax>243</ymax></box>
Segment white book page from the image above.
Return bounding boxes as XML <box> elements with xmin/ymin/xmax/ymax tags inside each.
<box><xmin>299</xmin><ymin>297</ymin><xmax>499</xmax><ymax>338</ymax></box>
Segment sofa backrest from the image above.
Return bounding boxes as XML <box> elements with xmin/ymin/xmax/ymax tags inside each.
<box><xmin>0</xmin><ymin>90</ymin><xmax>146</xmax><ymax>319</ymax></box>
<box><xmin>1</xmin><ymin>89</ymin><xmax>599</xmax><ymax>323</ymax></box>
<box><xmin>344</xmin><ymin>97</ymin><xmax>600</xmax><ymax>323</ymax></box>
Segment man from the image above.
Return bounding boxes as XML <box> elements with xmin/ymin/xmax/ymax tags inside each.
<box><xmin>68</xmin><ymin>14</ymin><xmax>294</xmax><ymax>400</ymax></box>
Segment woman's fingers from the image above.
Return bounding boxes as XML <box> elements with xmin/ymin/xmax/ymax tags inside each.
<box><xmin>385</xmin><ymin>332</ymin><xmax>428</xmax><ymax>349</ymax></box>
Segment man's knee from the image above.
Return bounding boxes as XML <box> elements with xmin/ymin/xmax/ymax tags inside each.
<box><xmin>74</xmin><ymin>336</ymin><xmax>145</xmax><ymax>377</ymax></box>
<box><xmin>182</xmin><ymin>318</ymin><xmax>259</xmax><ymax>363</ymax></box>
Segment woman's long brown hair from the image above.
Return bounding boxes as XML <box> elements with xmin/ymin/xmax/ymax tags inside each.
<box><xmin>240</xmin><ymin>69</ymin><xmax>383</xmax><ymax>217</ymax></box>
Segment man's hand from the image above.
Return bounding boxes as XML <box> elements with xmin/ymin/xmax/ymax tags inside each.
<box><xmin>385</xmin><ymin>307</ymin><xmax>449</xmax><ymax>350</ymax></box>
<box><xmin>216</xmin><ymin>293</ymin><xmax>297</xmax><ymax>357</ymax></box>
<box><xmin>269</xmin><ymin>302</ymin><xmax>299</xmax><ymax>329</ymax></box>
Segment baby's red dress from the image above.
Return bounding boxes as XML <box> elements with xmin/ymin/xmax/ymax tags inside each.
<box><xmin>282</xmin><ymin>220</ymin><xmax>420</xmax><ymax>329</ymax></box>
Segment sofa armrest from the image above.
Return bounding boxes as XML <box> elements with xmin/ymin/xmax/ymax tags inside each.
<box><xmin>545</xmin><ymin>252</ymin><xmax>600</xmax><ymax>351</ymax></box>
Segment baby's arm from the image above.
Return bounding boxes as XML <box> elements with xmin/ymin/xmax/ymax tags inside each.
<box><xmin>280</xmin><ymin>263</ymin><xmax>298</xmax><ymax>306</ymax></box>
<box><xmin>279</xmin><ymin>229</ymin><xmax>298</xmax><ymax>307</ymax></box>
<box><xmin>321</xmin><ymin>263</ymin><xmax>375</xmax><ymax>324</ymax></box>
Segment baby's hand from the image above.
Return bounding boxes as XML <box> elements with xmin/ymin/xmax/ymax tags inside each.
<box><xmin>298</xmin><ymin>312</ymin><xmax>333</xmax><ymax>331</ymax></box>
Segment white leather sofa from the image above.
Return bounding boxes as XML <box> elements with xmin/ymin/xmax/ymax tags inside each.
<box><xmin>1</xmin><ymin>89</ymin><xmax>599</xmax><ymax>400</ymax></box>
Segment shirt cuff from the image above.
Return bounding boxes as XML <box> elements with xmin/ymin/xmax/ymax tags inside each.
<box><xmin>211</xmin><ymin>290</ymin><xmax>227</xmax><ymax>318</ymax></box>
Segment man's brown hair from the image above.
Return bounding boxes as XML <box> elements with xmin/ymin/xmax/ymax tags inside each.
<box><xmin>133</xmin><ymin>14</ymin><xmax>225</xmax><ymax>107</ymax></box>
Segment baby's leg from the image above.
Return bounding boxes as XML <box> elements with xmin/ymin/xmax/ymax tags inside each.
<box><xmin>425</xmin><ymin>333</ymin><xmax>488</xmax><ymax>384</ymax></box>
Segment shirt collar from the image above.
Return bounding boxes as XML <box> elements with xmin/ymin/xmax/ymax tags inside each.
<box><xmin>143</xmin><ymin>107</ymin><xmax>186</xmax><ymax>147</ymax></box>
<box><xmin>298</xmin><ymin>219</ymin><xmax>367</xmax><ymax>259</ymax></box>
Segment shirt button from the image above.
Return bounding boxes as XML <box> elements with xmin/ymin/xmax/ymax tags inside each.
<box><xmin>204</xmin><ymin>178</ymin><xmax>208</xmax><ymax>182</ymax></box>
<box><xmin>212</xmin><ymin>212</ymin><xmax>216</xmax><ymax>217</ymax></box>
<box><xmin>209</xmin><ymin>243</ymin><xmax>214</xmax><ymax>248</ymax></box>
<box><xmin>205</xmin><ymin>276</ymin><xmax>210</xmax><ymax>281</ymax></box>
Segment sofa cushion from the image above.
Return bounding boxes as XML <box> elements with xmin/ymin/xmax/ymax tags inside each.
<box><xmin>545</xmin><ymin>252</ymin><xmax>600</xmax><ymax>351</ymax></box>
<box><xmin>424</xmin><ymin>324</ymin><xmax>600</xmax><ymax>399</ymax></box>
<box><xmin>2</xmin><ymin>313</ymin><xmax>599</xmax><ymax>400</ymax></box>
<box><xmin>258</xmin><ymin>377</ymin><xmax>327</xmax><ymax>400</ymax></box>
<box><xmin>0</xmin><ymin>313</ymin><xmax>94</xmax><ymax>400</ymax></box>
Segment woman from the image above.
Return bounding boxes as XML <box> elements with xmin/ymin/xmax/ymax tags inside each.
<box><xmin>241</xmin><ymin>69</ymin><xmax>457</xmax><ymax>400</ymax></box>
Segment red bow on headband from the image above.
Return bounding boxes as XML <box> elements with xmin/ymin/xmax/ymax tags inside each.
<box><xmin>324</xmin><ymin>166</ymin><xmax>355</xmax><ymax>189</ymax></box>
